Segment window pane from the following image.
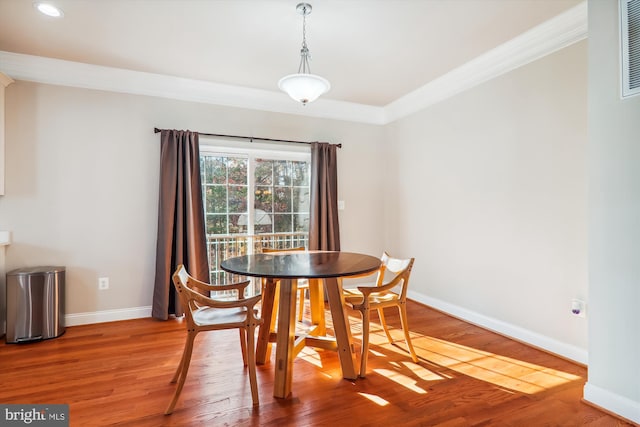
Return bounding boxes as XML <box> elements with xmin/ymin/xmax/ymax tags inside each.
<box><xmin>255</xmin><ymin>160</ymin><xmax>273</xmax><ymax>185</ymax></box>
<box><xmin>206</xmin><ymin>214</ymin><xmax>228</xmax><ymax>234</ymax></box>
<box><xmin>294</xmin><ymin>213</ymin><xmax>309</xmax><ymax>232</ymax></box>
<box><xmin>229</xmin><ymin>214</ymin><xmax>245</xmax><ymax>234</ymax></box>
<box><xmin>229</xmin><ymin>185</ymin><xmax>247</xmax><ymax>213</ymax></box>
<box><xmin>255</xmin><ymin>209</ymin><xmax>272</xmax><ymax>226</ymax></box>
<box><xmin>292</xmin><ymin>161</ymin><xmax>309</xmax><ymax>186</ymax></box>
<box><xmin>228</xmin><ymin>158</ymin><xmax>247</xmax><ymax>184</ymax></box>
<box><xmin>255</xmin><ymin>186</ymin><xmax>273</xmax><ymax>212</ymax></box>
<box><xmin>203</xmin><ymin>157</ymin><xmax>227</xmax><ymax>185</ymax></box>
<box><xmin>205</xmin><ymin>185</ymin><xmax>227</xmax><ymax>213</ymax></box>
<box><xmin>274</xmin><ymin>214</ymin><xmax>292</xmax><ymax>233</ymax></box>
<box><xmin>274</xmin><ymin>160</ymin><xmax>291</xmax><ymax>186</ymax></box>
<box><xmin>274</xmin><ymin>186</ymin><xmax>291</xmax><ymax>213</ymax></box>
<box><xmin>255</xmin><ymin>222</ymin><xmax>273</xmax><ymax>234</ymax></box>
<box><xmin>293</xmin><ymin>187</ymin><xmax>309</xmax><ymax>213</ymax></box>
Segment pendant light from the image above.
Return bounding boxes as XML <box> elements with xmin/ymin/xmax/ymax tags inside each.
<box><xmin>278</xmin><ymin>3</ymin><xmax>330</xmax><ymax>105</ymax></box>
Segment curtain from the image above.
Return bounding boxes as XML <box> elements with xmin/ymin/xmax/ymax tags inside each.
<box><xmin>152</xmin><ymin>130</ymin><xmax>210</xmax><ymax>320</ymax></box>
<box><xmin>308</xmin><ymin>142</ymin><xmax>341</xmax><ymax>251</ymax></box>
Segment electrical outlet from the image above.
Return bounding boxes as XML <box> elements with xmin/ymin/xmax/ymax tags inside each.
<box><xmin>98</xmin><ymin>277</ymin><xmax>109</xmax><ymax>290</ymax></box>
<box><xmin>570</xmin><ymin>299</ymin><xmax>586</xmax><ymax>318</ymax></box>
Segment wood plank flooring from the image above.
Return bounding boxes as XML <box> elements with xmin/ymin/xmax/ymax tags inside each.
<box><xmin>0</xmin><ymin>301</ymin><xmax>633</xmax><ymax>426</ymax></box>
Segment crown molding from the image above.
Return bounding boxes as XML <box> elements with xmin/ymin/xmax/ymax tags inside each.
<box><xmin>0</xmin><ymin>1</ymin><xmax>586</xmax><ymax>126</ymax></box>
<box><xmin>0</xmin><ymin>72</ymin><xmax>14</xmax><ymax>87</ymax></box>
<box><xmin>0</xmin><ymin>50</ymin><xmax>386</xmax><ymax>125</ymax></box>
<box><xmin>384</xmin><ymin>1</ymin><xmax>588</xmax><ymax>123</ymax></box>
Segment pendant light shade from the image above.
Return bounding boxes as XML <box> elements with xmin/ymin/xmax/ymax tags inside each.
<box><xmin>278</xmin><ymin>73</ymin><xmax>330</xmax><ymax>104</ymax></box>
<box><xmin>279</xmin><ymin>3</ymin><xmax>330</xmax><ymax>105</ymax></box>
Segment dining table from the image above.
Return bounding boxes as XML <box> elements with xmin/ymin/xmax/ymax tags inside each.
<box><xmin>220</xmin><ymin>250</ymin><xmax>381</xmax><ymax>399</ymax></box>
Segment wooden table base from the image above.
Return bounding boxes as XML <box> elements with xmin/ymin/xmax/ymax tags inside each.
<box><xmin>257</xmin><ymin>277</ymin><xmax>357</xmax><ymax>398</ymax></box>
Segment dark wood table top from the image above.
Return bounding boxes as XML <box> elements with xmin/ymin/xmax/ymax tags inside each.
<box><xmin>220</xmin><ymin>251</ymin><xmax>381</xmax><ymax>279</ymax></box>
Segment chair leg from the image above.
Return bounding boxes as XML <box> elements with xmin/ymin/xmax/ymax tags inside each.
<box><xmin>297</xmin><ymin>288</ymin><xmax>305</xmax><ymax>321</ymax></box>
<box><xmin>171</xmin><ymin>332</ymin><xmax>193</xmax><ymax>384</ymax></box>
<box><xmin>166</xmin><ymin>332</ymin><xmax>197</xmax><ymax>415</ymax></box>
<box><xmin>359</xmin><ymin>308</ymin><xmax>371</xmax><ymax>378</ymax></box>
<box><xmin>170</xmin><ymin>346</ymin><xmax>186</xmax><ymax>384</ymax></box>
<box><xmin>266</xmin><ymin>282</ymin><xmax>281</xmax><ymax>356</ymax></box>
<box><xmin>246</xmin><ymin>324</ymin><xmax>259</xmax><ymax>406</ymax></box>
<box><xmin>377</xmin><ymin>307</ymin><xmax>394</xmax><ymax>344</ymax></box>
<box><xmin>399</xmin><ymin>304</ymin><xmax>418</xmax><ymax>363</ymax></box>
<box><xmin>256</xmin><ymin>279</ymin><xmax>278</xmax><ymax>365</ymax></box>
<box><xmin>239</xmin><ymin>329</ymin><xmax>248</xmax><ymax>366</ymax></box>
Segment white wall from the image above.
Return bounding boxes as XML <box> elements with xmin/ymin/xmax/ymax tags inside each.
<box><xmin>0</xmin><ymin>81</ymin><xmax>386</xmax><ymax>317</ymax></box>
<box><xmin>584</xmin><ymin>0</ymin><xmax>640</xmax><ymax>423</ymax></box>
<box><xmin>386</xmin><ymin>41</ymin><xmax>589</xmax><ymax>361</ymax></box>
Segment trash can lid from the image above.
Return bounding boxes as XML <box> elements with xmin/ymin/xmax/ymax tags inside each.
<box><xmin>7</xmin><ymin>266</ymin><xmax>66</xmax><ymax>275</ymax></box>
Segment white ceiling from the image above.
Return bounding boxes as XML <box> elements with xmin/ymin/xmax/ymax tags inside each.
<box><xmin>0</xmin><ymin>0</ymin><xmax>583</xmax><ymax>108</ymax></box>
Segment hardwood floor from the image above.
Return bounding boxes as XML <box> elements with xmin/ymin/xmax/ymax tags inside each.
<box><xmin>0</xmin><ymin>301</ymin><xmax>633</xmax><ymax>426</ymax></box>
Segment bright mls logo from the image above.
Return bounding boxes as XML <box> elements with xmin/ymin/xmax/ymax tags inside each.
<box><xmin>1</xmin><ymin>404</ymin><xmax>69</xmax><ymax>426</ymax></box>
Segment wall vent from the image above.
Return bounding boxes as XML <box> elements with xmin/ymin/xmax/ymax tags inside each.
<box><xmin>621</xmin><ymin>0</ymin><xmax>640</xmax><ymax>98</ymax></box>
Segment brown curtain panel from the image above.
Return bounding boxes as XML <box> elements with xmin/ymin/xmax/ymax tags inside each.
<box><xmin>309</xmin><ymin>142</ymin><xmax>341</xmax><ymax>251</ymax></box>
<box><xmin>152</xmin><ymin>130</ymin><xmax>210</xmax><ymax>320</ymax></box>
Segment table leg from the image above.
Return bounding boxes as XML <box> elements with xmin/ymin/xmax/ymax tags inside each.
<box><xmin>273</xmin><ymin>278</ymin><xmax>298</xmax><ymax>399</ymax></box>
<box><xmin>324</xmin><ymin>277</ymin><xmax>358</xmax><ymax>379</ymax></box>
<box><xmin>308</xmin><ymin>278</ymin><xmax>326</xmax><ymax>336</ymax></box>
<box><xmin>256</xmin><ymin>278</ymin><xmax>277</xmax><ymax>365</ymax></box>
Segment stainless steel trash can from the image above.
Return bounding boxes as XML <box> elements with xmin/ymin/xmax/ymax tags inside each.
<box><xmin>6</xmin><ymin>266</ymin><xmax>65</xmax><ymax>343</ymax></box>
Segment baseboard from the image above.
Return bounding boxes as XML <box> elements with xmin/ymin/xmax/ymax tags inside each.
<box><xmin>64</xmin><ymin>306</ymin><xmax>152</xmax><ymax>327</ymax></box>
<box><xmin>407</xmin><ymin>290</ymin><xmax>589</xmax><ymax>365</ymax></box>
<box><xmin>583</xmin><ymin>383</ymin><xmax>640</xmax><ymax>425</ymax></box>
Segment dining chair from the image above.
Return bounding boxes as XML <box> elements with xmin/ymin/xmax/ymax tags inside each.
<box><xmin>342</xmin><ymin>252</ymin><xmax>418</xmax><ymax>377</ymax></box>
<box><xmin>165</xmin><ymin>265</ymin><xmax>262</xmax><ymax>415</ymax></box>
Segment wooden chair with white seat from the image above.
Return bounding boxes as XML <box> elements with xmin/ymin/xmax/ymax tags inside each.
<box><xmin>165</xmin><ymin>265</ymin><xmax>262</xmax><ymax>415</ymax></box>
<box><xmin>342</xmin><ymin>252</ymin><xmax>418</xmax><ymax>377</ymax></box>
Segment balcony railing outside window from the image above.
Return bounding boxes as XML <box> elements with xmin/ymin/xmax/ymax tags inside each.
<box><xmin>207</xmin><ymin>232</ymin><xmax>309</xmax><ymax>290</ymax></box>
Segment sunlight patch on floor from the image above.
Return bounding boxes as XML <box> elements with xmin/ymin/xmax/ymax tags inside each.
<box><xmin>298</xmin><ymin>347</ymin><xmax>323</xmax><ymax>368</ymax></box>
<box><xmin>373</xmin><ymin>368</ymin><xmax>428</xmax><ymax>394</ymax></box>
<box><xmin>368</xmin><ymin>348</ymin><xmax>386</xmax><ymax>357</ymax></box>
<box><xmin>399</xmin><ymin>361</ymin><xmax>448</xmax><ymax>381</ymax></box>
<box><xmin>355</xmin><ymin>317</ymin><xmax>581</xmax><ymax>395</ymax></box>
<box><xmin>410</xmin><ymin>335</ymin><xmax>581</xmax><ymax>394</ymax></box>
<box><xmin>302</xmin><ymin>308</ymin><xmax>581</xmax><ymax>396</ymax></box>
<box><xmin>358</xmin><ymin>392</ymin><xmax>390</xmax><ymax>406</ymax></box>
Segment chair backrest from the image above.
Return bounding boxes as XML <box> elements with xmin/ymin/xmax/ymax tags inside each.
<box><xmin>260</xmin><ymin>247</ymin><xmax>306</xmax><ymax>287</ymax></box>
<box><xmin>376</xmin><ymin>252</ymin><xmax>415</xmax><ymax>300</ymax></box>
<box><xmin>262</xmin><ymin>246</ymin><xmax>305</xmax><ymax>253</ymax></box>
<box><xmin>172</xmin><ymin>265</ymin><xmax>253</xmax><ymax>327</ymax></box>
<box><xmin>172</xmin><ymin>265</ymin><xmax>204</xmax><ymax>327</ymax></box>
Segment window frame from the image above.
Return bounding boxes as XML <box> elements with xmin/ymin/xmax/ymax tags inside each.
<box><xmin>199</xmin><ymin>137</ymin><xmax>311</xmax><ymax>236</ymax></box>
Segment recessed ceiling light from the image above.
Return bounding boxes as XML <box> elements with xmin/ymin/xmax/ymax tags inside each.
<box><xmin>34</xmin><ymin>2</ymin><xmax>64</xmax><ymax>18</ymax></box>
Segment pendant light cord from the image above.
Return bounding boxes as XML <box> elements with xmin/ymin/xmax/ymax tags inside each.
<box><xmin>298</xmin><ymin>5</ymin><xmax>311</xmax><ymax>74</ymax></box>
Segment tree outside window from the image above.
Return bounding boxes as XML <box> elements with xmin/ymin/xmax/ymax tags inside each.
<box><xmin>201</xmin><ymin>153</ymin><xmax>310</xmax><ymax>236</ymax></box>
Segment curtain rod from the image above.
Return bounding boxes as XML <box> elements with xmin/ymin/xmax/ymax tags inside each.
<box><xmin>153</xmin><ymin>128</ymin><xmax>341</xmax><ymax>148</ymax></box>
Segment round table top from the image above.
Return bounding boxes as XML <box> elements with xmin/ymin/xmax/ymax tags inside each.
<box><xmin>220</xmin><ymin>251</ymin><xmax>381</xmax><ymax>279</ymax></box>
